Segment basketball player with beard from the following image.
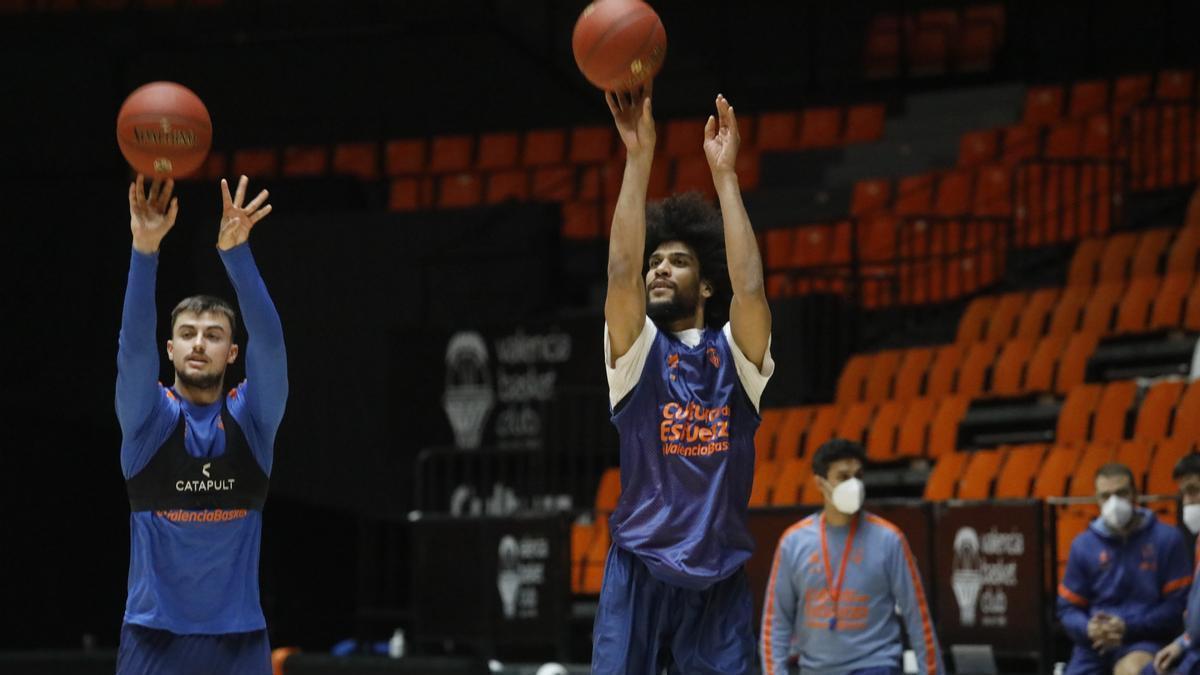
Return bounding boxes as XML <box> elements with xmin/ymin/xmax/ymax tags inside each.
<box><xmin>592</xmin><ymin>82</ymin><xmax>773</xmax><ymax>674</ymax></box>
<box><xmin>115</xmin><ymin>174</ymin><xmax>285</xmax><ymax>675</ymax></box>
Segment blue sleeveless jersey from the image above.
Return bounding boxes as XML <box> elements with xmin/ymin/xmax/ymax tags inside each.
<box><xmin>610</xmin><ymin>325</ymin><xmax>760</xmax><ymax>590</ymax></box>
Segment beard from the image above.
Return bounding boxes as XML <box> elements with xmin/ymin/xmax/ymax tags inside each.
<box><xmin>175</xmin><ymin>367</ymin><xmax>224</xmax><ymax>390</ymax></box>
<box><xmin>646</xmin><ymin>289</ymin><xmax>699</xmax><ymax>326</ymax></box>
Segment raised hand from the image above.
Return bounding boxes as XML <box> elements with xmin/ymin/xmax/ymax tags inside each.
<box><xmin>128</xmin><ymin>174</ymin><xmax>179</xmax><ymax>254</ymax></box>
<box><xmin>218</xmin><ymin>175</ymin><xmax>272</xmax><ymax>251</ymax></box>
<box><xmin>606</xmin><ymin>82</ymin><xmax>655</xmax><ymax>162</ymax></box>
<box><xmin>703</xmin><ymin>94</ymin><xmax>740</xmax><ymax>177</ymax></box>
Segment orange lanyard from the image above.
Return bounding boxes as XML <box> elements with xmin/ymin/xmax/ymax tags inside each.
<box><xmin>819</xmin><ymin>513</ymin><xmax>859</xmax><ymax>631</ymax></box>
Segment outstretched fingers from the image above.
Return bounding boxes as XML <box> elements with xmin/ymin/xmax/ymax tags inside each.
<box><xmin>249</xmin><ymin>204</ymin><xmax>272</xmax><ymax>224</ymax></box>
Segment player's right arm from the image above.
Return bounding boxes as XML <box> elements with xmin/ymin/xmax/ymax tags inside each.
<box><xmin>761</xmin><ymin>532</ymin><xmax>801</xmax><ymax>675</ymax></box>
<box><xmin>1056</xmin><ymin>537</ymin><xmax>1093</xmax><ymax>645</ymax></box>
<box><xmin>116</xmin><ymin>176</ymin><xmax>178</xmax><ymax>462</ymax></box>
<box><xmin>604</xmin><ymin>84</ymin><xmax>654</xmax><ymax>364</ymax></box>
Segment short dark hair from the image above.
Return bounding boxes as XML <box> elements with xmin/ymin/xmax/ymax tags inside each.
<box><xmin>1173</xmin><ymin>454</ymin><xmax>1200</xmax><ymax>481</ymax></box>
<box><xmin>170</xmin><ymin>295</ymin><xmax>238</xmax><ymax>337</ymax></box>
<box><xmin>812</xmin><ymin>439</ymin><xmax>867</xmax><ymax>479</ymax></box>
<box><xmin>1095</xmin><ymin>462</ymin><xmax>1136</xmax><ymax>491</ymax></box>
<box><xmin>645</xmin><ymin>192</ymin><xmax>730</xmax><ymax>330</ymax></box>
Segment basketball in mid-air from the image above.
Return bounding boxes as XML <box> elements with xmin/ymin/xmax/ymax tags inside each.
<box><xmin>572</xmin><ymin>0</ymin><xmax>667</xmax><ymax>92</ymax></box>
<box><xmin>116</xmin><ymin>81</ymin><xmax>212</xmax><ymax>178</ymax></box>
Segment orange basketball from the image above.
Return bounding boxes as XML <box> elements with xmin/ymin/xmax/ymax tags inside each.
<box><xmin>572</xmin><ymin>0</ymin><xmax>666</xmax><ymax>92</ymax></box>
<box><xmin>116</xmin><ymin>81</ymin><xmax>212</xmax><ymax>178</ymax></box>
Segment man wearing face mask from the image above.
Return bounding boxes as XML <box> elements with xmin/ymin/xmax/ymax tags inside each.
<box><xmin>1058</xmin><ymin>463</ymin><xmax>1191</xmax><ymax>675</ymax></box>
<box><xmin>1152</xmin><ymin>454</ymin><xmax>1200</xmax><ymax>675</ymax></box>
<box><xmin>760</xmin><ymin>439</ymin><xmax>943</xmax><ymax>675</ymax></box>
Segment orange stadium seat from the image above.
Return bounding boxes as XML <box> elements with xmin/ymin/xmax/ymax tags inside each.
<box><xmin>1023</xmin><ymin>85</ymin><xmax>1064</xmax><ymax>126</ymax></box>
<box><xmin>985</xmin><ymin>292</ymin><xmax>1028</xmax><ymax>343</ymax></box>
<box><xmin>955</xmin><ymin>294</ymin><xmax>993</xmax><ymax>341</ymax></box>
<box><xmin>476</xmin><ymin>132</ymin><xmax>520</xmax><ymax>170</ymax></box>
<box><xmin>894</xmin><ymin>347</ymin><xmax>935</xmax><ymax>402</ymax></box>
<box><xmin>1015</xmin><ymin>287</ymin><xmax>1062</xmax><ymax>338</ymax></box>
<box><xmin>930</xmin><ymin>395</ymin><xmax>970</xmax><ymax>458</ymax></box>
<box><xmin>1150</xmin><ymin>273</ymin><xmax>1196</xmax><ymax>329</ymax></box>
<box><xmin>894</xmin><ymin>174</ymin><xmax>935</xmax><ymax>215</ymax></box>
<box><xmin>924</xmin><ymin>451</ymin><xmax>968</xmax><ymax>500</ymax></box>
<box><xmin>959</xmin><ymin>129</ymin><xmax>999</xmax><ymax>167</ymax></box>
<box><xmin>568</xmin><ymin>125</ymin><xmax>614</xmax><ymax>165</ymax></box>
<box><xmin>957</xmin><ymin>341</ymin><xmax>999</xmax><ymax>397</ymax></box>
<box><xmin>331</xmin><ymin>142</ymin><xmax>379</xmax><ymax>180</ymax></box>
<box><xmin>972</xmin><ymin>164</ymin><xmax>1012</xmax><ymax>216</ymax></box>
<box><xmin>1132</xmin><ymin>229</ymin><xmax>1173</xmax><ymax>278</ymax></box>
<box><xmin>836</xmin><ymin>354</ymin><xmax>873</xmax><ymax>404</ymax></box>
<box><xmin>844</xmin><ymin>104</ymin><xmax>886</xmax><ymax>144</ymax></box>
<box><xmin>428</xmin><ymin>134</ymin><xmax>473</xmax><ymax>173</ymax></box>
<box><xmin>775</xmin><ymin>407</ymin><xmax>817</xmax><ymax>459</ymax></box>
<box><xmin>896</xmin><ymin>397</ymin><xmax>937</xmax><ymax>458</ymax></box>
<box><xmin>805</xmin><ymin>405</ymin><xmax>842</xmax><ymax>455</ymax></box>
<box><xmin>1080</xmin><ymin>280</ymin><xmax>1126</xmax><ymax>335</ymax></box>
<box><xmin>1068</xmin><ymin>80</ymin><xmax>1109</xmax><ymax>118</ymax></box>
<box><xmin>1092</xmin><ymin>381</ymin><xmax>1137</xmax><ymax>443</ymax></box>
<box><xmin>1068</xmin><ymin>238</ymin><xmax>1105</xmax><ymax>287</ymax></box>
<box><xmin>934</xmin><ymin>170</ymin><xmax>973</xmax><ymax>217</ymax></box>
<box><xmin>1057</xmin><ymin>383</ymin><xmax>1103</xmax><ymax>444</ymax></box>
<box><xmin>926</xmin><ymin>343</ymin><xmax>966</xmax><ymax>398</ymax></box>
<box><xmin>756</xmin><ymin>111</ymin><xmax>799</xmax><ymax>150</ymax></box>
<box><xmin>663</xmin><ymin>118</ymin><xmax>707</xmax><ymax>158</ymax></box>
<box><xmin>1115</xmin><ymin>276</ymin><xmax>1161</xmax><ymax>333</ymax></box>
<box><xmin>1024</xmin><ymin>333</ymin><xmax>1069</xmax><ymax>393</ymax></box>
<box><xmin>1173</xmin><ymin>382</ymin><xmax>1200</xmax><ymax>442</ymax></box>
<box><xmin>1116</xmin><ymin>438</ymin><xmax>1154</xmax><ymax>492</ymax></box>
<box><xmin>1135</xmin><ymin>380</ymin><xmax>1186</xmax><ymax>441</ymax></box>
<box><xmin>1032</xmin><ymin>445</ymin><xmax>1082</xmax><ymax>498</ymax></box>
<box><xmin>1113</xmin><ymin>74</ymin><xmax>1152</xmax><ymax>117</ymax></box>
<box><xmin>486</xmin><ymin>170</ymin><xmax>529</xmax><ymax>204</ymax></box>
<box><xmin>1149</xmin><ymin>439</ymin><xmax>1193</xmax><ymax>495</ymax></box>
<box><xmin>866</xmin><ymin>400</ymin><xmax>905</xmax><ymax>462</ymax></box>
<box><xmin>958</xmin><ymin>448</ymin><xmax>1006</xmax><ymax>499</ymax></box>
<box><xmin>1002</xmin><ymin>125</ymin><xmax>1040</xmax><ymax>164</ymax></box>
<box><xmin>864</xmin><ymin>350</ymin><xmax>903</xmax><ymax>403</ymax></box>
<box><xmin>995</xmin><ymin>444</ymin><xmax>1046</xmax><ymax>498</ymax></box>
<box><xmin>991</xmin><ymin>339</ymin><xmax>1035</xmax><ymax>396</ymax></box>
<box><xmin>852</xmin><ymin>178</ymin><xmax>892</xmax><ymax>216</ymax></box>
<box><xmin>522</xmin><ymin>129</ymin><xmax>566</xmax><ymax>167</ymax></box>
<box><xmin>385</xmin><ymin>138</ymin><xmax>427</xmax><ymax>175</ymax></box>
<box><xmin>1055</xmin><ymin>331</ymin><xmax>1100</xmax><ymax>395</ymax></box>
<box><xmin>1098</xmin><ymin>232</ymin><xmax>1138</xmax><ymax>283</ymax></box>
<box><xmin>798</xmin><ymin>107</ymin><xmax>843</xmax><ymax>148</ymax></box>
<box><xmin>1047</xmin><ymin>285</ymin><xmax>1091</xmax><ymax>336</ymax></box>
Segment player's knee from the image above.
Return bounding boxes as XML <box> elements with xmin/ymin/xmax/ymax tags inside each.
<box><xmin>1113</xmin><ymin>651</ymin><xmax>1153</xmax><ymax>675</ymax></box>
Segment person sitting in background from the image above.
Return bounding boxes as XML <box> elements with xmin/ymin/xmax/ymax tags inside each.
<box><xmin>1058</xmin><ymin>463</ymin><xmax>1192</xmax><ymax>675</ymax></box>
<box><xmin>1152</xmin><ymin>454</ymin><xmax>1200</xmax><ymax>675</ymax></box>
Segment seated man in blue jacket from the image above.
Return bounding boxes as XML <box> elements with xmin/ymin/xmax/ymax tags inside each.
<box><xmin>1058</xmin><ymin>462</ymin><xmax>1192</xmax><ymax>675</ymax></box>
<box><xmin>1152</xmin><ymin>453</ymin><xmax>1200</xmax><ymax>675</ymax></box>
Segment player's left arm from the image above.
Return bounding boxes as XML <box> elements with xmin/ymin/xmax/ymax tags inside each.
<box><xmin>1121</xmin><ymin>528</ymin><xmax>1191</xmax><ymax>641</ymax></box>
<box><xmin>886</xmin><ymin>530</ymin><xmax>945</xmax><ymax>675</ymax></box>
<box><xmin>703</xmin><ymin>94</ymin><xmax>770</xmax><ymax>369</ymax></box>
<box><xmin>217</xmin><ymin>176</ymin><xmax>288</xmax><ymax>450</ymax></box>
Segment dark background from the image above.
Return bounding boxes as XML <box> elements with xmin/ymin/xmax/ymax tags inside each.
<box><xmin>1</xmin><ymin>0</ymin><xmax>1198</xmax><ymax>653</ymax></box>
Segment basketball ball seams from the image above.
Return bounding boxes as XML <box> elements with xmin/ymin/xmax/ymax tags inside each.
<box><xmin>580</xmin><ymin>5</ymin><xmax>650</xmax><ymax>77</ymax></box>
<box><xmin>574</xmin><ymin>1</ymin><xmax>665</xmax><ymax>90</ymax></box>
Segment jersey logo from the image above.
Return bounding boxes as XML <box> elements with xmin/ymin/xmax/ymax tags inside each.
<box><xmin>707</xmin><ymin>346</ymin><xmax>721</xmax><ymax>368</ymax></box>
<box><xmin>667</xmin><ymin>353</ymin><xmax>679</xmax><ymax>369</ymax></box>
<box><xmin>1099</xmin><ymin>549</ymin><xmax>1110</xmax><ymax>568</ymax></box>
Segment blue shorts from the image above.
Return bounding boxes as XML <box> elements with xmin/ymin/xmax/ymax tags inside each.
<box><xmin>591</xmin><ymin>545</ymin><xmax>755</xmax><ymax>675</ymax></box>
<box><xmin>1065</xmin><ymin>641</ymin><xmax>1162</xmax><ymax>675</ymax></box>
<box><xmin>116</xmin><ymin>623</ymin><xmax>271</xmax><ymax>675</ymax></box>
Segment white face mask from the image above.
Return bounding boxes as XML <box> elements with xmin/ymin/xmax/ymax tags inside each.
<box><xmin>1102</xmin><ymin>496</ymin><xmax>1133</xmax><ymax>531</ymax></box>
<box><xmin>831</xmin><ymin>478</ymin><xmax>865</xmax><ymax>515</ymax></box>
<box><xmin>1183</xmin><ymin>504</ymin><xmax>1200</xmax><ymax>535</ymax></box>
